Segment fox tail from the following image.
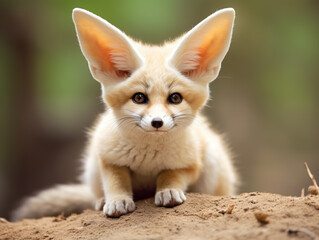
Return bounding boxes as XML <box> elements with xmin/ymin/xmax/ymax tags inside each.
<box><xmin>11</xmin><ymin>184</ymin><xmax>96</xmax><ymax>221</ymax></box>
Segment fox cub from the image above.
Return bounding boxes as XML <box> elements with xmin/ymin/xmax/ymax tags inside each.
<box><xmin>12</xmin><ymin>8</ymin><xmax>237</xmax><ymax>220</ymax></box>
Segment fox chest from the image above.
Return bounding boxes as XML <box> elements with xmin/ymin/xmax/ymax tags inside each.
<box><xmin>105</xmin><ymin>141</ymin><xmax>193</xmax><ymax>176</ymax></box>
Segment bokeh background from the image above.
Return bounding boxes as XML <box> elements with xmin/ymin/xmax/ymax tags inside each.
<box><xmin>1</xmin><ymin>0</ymin><xmax>318</xmax><ymax>219</ymax></box>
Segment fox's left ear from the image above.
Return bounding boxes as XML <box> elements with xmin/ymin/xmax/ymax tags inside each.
<box><xmin>168</xmin><ymin>8</ymin><xmax>235</xmax><ymax>83</ymax></box>
<box><xmin>72</xmin><ymin>8</ymin><xmax>143</xmax><ymax>86</ymax></box>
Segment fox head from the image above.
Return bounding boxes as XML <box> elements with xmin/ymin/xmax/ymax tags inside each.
<box><xmin>72</xmin><ymin>8</ymin><xmax>235</xmax><ymax>134</ymax></box>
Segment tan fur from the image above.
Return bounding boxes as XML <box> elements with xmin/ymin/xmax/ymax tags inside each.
<box><xmin>99</xmin><ymin>163</ymin><xmax>133</xmax><ymax>197</ymax></box>
<box><xmin>12</xmin><ymin>8</ymin><xmax>238</xmax><ymax>220</ymax></box>
<box><xmin>156</xmin><ymin>163</ymin><xmax>201</xmax><ymax>191</ymax></box>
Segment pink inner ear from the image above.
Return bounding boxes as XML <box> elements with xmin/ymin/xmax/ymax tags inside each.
<box><xmin>187</xmin><ymin>18</ymin><xmax>231</xmax><ymax>75</ymax></box>
<box><xmin>77</xmin><ymin>17</ymin><xmax>128</xmax><ymax>77</ymax></box>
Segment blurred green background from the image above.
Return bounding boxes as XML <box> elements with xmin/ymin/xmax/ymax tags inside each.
<box><xmin>0</xmin><ymin>0</ymin><xmax>318</xmax><ymax>219</ymax></box>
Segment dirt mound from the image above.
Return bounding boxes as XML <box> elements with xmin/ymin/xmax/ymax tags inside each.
<box><xmin>1</xmin><ymin>192</ymin><xmax>318</xmax><ymax>240</ymax></box>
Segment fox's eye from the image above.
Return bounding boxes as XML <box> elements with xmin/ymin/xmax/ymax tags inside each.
<box><xmin>132</xmin><ymin>92</ymin><xmax>148</xmax><ymax>104</ymax></box>
<box><xmin>168</xmin><ymin>92</ymin><xmax>183</xmax><ymax>104</ymax></box>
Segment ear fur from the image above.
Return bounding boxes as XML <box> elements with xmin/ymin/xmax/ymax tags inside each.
<box><xmin>168</xmin><ymin>8</ymin><xmax>235</xmax><ymax>83</ymax></box>
<box><xmin>72</xmin><ymin>8</ymin><xmax>143</xmax><ymax>85</ymax></box>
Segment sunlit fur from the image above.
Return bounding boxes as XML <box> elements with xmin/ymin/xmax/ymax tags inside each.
<box><xmin>11</xmin><ymin>7</ymin><xmax>238</xmax><ymax>221</ymax></box>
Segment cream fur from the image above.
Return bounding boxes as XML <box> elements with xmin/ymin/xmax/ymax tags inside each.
<box><xmin>11</xmin><ymin>184</ymin><xmax>95</xmax><ymax>221</ymax></box>
<box><xmin>12</xmin><ymin>7</ymin><xmax>237</xmax><ymax>220</ymax></box>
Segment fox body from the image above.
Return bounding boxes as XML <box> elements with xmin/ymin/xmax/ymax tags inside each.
<box><xmin>12</xmin><ymin>8</ymin><xmax>237</xmax><ymax>220</ymax></box>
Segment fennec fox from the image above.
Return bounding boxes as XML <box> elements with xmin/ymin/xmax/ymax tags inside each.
<box><xmin>12</xmin><ymin>7</ymin><xmax>237</xmax><ymax>220</ymax></box>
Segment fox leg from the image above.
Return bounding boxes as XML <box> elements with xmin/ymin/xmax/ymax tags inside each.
<box><xmin>155</xmin><ymin>163</ymin><xmax>200</xmax><ymax>207</ymax></box>
<box><xmin>99</xmin><ymin>163</ymin><xmax>135</xmax><ymax>217</ymax></box>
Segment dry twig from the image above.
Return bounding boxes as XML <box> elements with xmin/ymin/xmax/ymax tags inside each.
<box><xmin>288</xmin><ymin>228</ymin><xmax>319</xmax><ymax>240</ymax></box>
<box><xmin>304</xmin><ymin>162</ymin><xmax>319</xmax><ymax>194</ymax></box>
<box><xmin>301</xmin><ymin>188</ymin><xmax>305</xmax><ymax>197</ymax></box>
<box><xmin>226</xmin><ymin>204</ymin><xmax>235</xmax><ymax>214</ymax></box>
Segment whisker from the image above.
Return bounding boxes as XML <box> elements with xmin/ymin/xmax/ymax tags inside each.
<box><xmin>120</xmin><ymin>109</ymin><xmax>142</xmax><ymax>118</ymax></box>
<box><xmin>114</xmin><ymin>115</ymin><xmax>140</xmax><ymax>130</ymax></box>
<box><xmin>171</xmin><ymin>111</ymin><xmax>202</xmax><ymax>129</ymax></box>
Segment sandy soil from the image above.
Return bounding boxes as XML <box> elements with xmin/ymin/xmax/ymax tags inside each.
<box><xmin>0</xmin><ymin>192</ymin><xmax>318</xmax><ymax>240</ymax></box>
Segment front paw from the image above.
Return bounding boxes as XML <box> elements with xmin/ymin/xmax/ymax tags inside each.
<box><xmin>102</xmin><ymin>197</ymin><xmax>135</xmax><ymax>218</ymax></box>
<box><xmin>155</xmin><ymin>189</ymin><xmax>186</xmax><ymax>207</ymax></box>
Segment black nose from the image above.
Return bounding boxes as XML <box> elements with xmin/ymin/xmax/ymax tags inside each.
<box><xmin>151</xmin><ymin>118</ymin><xmax>163</xmax><ymax>129</ymax></box>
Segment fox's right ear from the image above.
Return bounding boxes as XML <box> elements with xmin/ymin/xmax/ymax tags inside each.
<box><xmin>72</xmin><ymin>8</ymin><xmax>143</xmax><ymax>85</ymax></box>
<box><xmin>168</xmin><ymin>8</ymin><xmax>235</xmax><ymax>83</ymax></box>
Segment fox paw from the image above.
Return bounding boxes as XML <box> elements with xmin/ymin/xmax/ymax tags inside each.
<box><xmin>102</xmin><ymin>197</ymin><xmax>135</xmax><ymax>218</ymax></box>
<box><xmin>155</xmin><ymin>189</ymin><xmax>186</xmax><ymax>207</ymax></box>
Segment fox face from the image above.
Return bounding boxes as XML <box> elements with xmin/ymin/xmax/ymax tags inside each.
<box><xmin>72</xmin><ymin>8</ymin><xmax>235</xmax><ymax>135</ymax></box>
<box><xmin>104</xmin><ymin>63</ymin><xmax>209</xmax><ymax>134</ymax></box>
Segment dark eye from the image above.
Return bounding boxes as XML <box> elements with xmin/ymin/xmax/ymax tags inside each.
<box><xmin>132</xmin><ymin>92</ymin><xmax>148</xmax><ymax>104</ymax></box>
<box><xmin>168</xmin><ymin>92</ymin><xmax>183</xmax><ymax>104</ymax></box>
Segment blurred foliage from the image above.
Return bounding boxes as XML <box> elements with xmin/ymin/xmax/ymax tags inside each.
<box><xmin>0</xmin><ymin>0</ymin><xmax>318</xmax><ymax>218</ymax></box>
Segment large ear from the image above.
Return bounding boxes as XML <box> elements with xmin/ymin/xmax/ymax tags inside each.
<box><xmin>168</xmin><ymin>8</ymin><xmax>235</xmax><ymax>83</ymax></box>
<box><xmin>72</xmin><ymin>8</ymin><xmax>143</xmax><ymax>85</ymax></box>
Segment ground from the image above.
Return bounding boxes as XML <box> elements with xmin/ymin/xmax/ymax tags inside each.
<box><xmin>0</xmin><ymin>192</ymin><xmax>318</xmax><ymax>240</ymax></box>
